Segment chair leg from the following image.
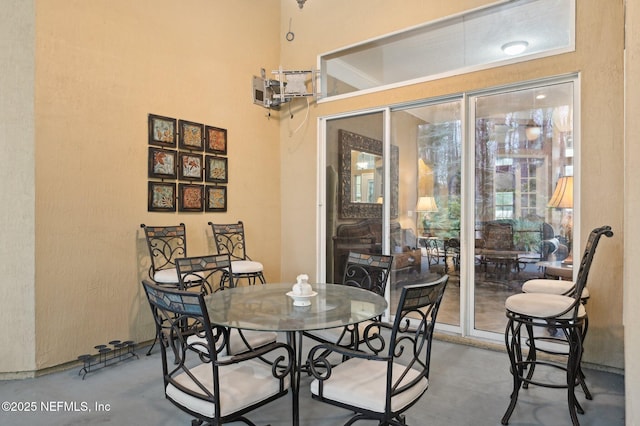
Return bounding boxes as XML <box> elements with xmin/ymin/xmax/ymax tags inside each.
<box><xmin>566</xmin><ymin>327</ymin><xmax>584</xmax><ymax>426</ymax></box>
<box><xmin>502</xmin><ymin>318</ymin><xmax>523</xmax><ymax>425</ymax></box>
<box><xmin>145</xmin><ymin>335</ymin><xmax>158</xmax><ymax>356</ymax></box>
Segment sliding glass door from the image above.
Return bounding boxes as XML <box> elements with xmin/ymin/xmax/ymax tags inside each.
<box><xmin>321</xmin><ymin>76</ymin><xmax>576</xmax><ymax>341</ymax></box>
<box><xmin>471</xmin><ymin>81</ymin><xmax>575</xmax><ymax>335</ymax></box>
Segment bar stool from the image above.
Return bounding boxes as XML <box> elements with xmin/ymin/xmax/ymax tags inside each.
<box><xmin>501</xmin><ymin>225</ymin><xmax>612</xmax><ymax>426</ymax></box>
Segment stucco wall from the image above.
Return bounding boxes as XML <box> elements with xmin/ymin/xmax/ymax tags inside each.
<box><xmin>625</xmin><ymin>0</ymin><xmax>639</xmax><ymax>422</ymax></box>
<box><xmin>30</xmin><ymin>0</ymin><xmax>282</xmax><ymax>370</ymax></box>
<box><xmin>0</xmin><ymin>0</ymin><xmax>36</xmax><ymax>375</ymax></box>
<box><xmin>278</xmin><ymin>0</ymin><xmax>625</xmax><ymax>370</ymax></box>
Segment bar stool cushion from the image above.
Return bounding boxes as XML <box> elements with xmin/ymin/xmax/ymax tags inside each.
<box><xmin>505</xmin><ymin>293</ymin><xmax>586</xmax><ymax>319</ymax></box>
<box><xmin>166</xmin><ymin>358</ymin><xmax>290</xmax><ymax>418</ymax></box>
<box><xmin>310</xmin><ymin>357</ymin><xmax>428</xmax><ymax>413</ymax></box>
<box><xmin>522</xmin><ymin>279</ymin><xmax>589</xmax><ymax>299</ymax></box>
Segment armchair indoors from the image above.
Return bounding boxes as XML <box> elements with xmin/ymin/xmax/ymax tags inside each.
<box><xmin>478</xmin><ymin>220</ymin><xmax>518</xmax><ymax>278</ymax></box>
<box><xmin>307</xmin><ymin>275</ymin><xmax>448</xmax><ymax>426</ymax></box>
<box><xmin>141</xmin><ymin>280</ymin><xmax>293</xmax><ymax>426</ymax></box>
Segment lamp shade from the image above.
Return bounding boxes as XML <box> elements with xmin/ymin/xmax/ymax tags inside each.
<box><xmin>525</xmin><ymin>123</ymin><xmax>541</xmax><ymax>141</ymax></box>
<box><xmin>548</xmin><ymin>176</ymin><xmax>573</xmax><ymax>208</ymax></box>
<box><xmin>416</xmin><ymin>196</ymin><xmax>438</xmax><ymax>212</ymax></box>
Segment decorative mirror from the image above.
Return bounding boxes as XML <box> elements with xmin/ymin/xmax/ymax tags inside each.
<box><xmin>338</xmin><ymin>129</ymin><xmax>398</xmax><ymax>218</ymax></box>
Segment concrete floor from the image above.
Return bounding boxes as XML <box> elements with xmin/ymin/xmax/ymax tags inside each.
<box><xmin>0</xmin><ymin>337</ymin><xmax>624</xmax><ymax>426</ymax></box>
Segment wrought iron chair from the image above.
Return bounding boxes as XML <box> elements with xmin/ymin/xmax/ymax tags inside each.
<box><xmin>141</xmin><ymin>223</ymin><xmax>192</xmax><ymax>287</ymax></box>
<box><xmin>479</xmin><ymin>221</ymin><xmax>517</xmax><ymax>278</ymax></box>
<box><xmin>303</xmin><ymin>252</ymin><xmax>393</xmax><ymax>353</ymax></box>
<box><xmin>307</xmin><ymin>275</ymin><xmax>449</xmax><ymax>426</ymax></box>
<box><xmin>141</xmin><ymin>223</ymin><xmax>199</xmax><ymax>355</ymax></box>
<box><xmin>175</xmin><ymin>254</ymin><xmax>277</xmax><ymax>356</ymax></box>
<box><xmin>141</xmin><ymin>280</ymin><xmax>293</xmax><ymax>426</ymax></box>
<box><xmin>502</xmin><ymin>225</ymin><xmax>613</xmax><ymax>426</ymax></box>
<box><xmin>208</xmin><ymin>221</ymin><xmax>265</xmax><ymax>286</ymax></box>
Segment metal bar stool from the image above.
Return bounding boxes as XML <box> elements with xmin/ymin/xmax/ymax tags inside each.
<box><xmin>501</xmin><ymin>225</ymin><xmax>613</xmax><ymax>426</ymax></box>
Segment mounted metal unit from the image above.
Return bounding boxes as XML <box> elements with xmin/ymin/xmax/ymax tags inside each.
<box><xmin>252</xmin><ymin>66</ymin><xmax>319</xmax><ymax>110</ymax></box>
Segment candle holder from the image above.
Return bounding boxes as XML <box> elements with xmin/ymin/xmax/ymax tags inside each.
<box><xmin>77</xmin><ymin>340</ymin><xmax>138</xmax><ymax>379</ymax></box>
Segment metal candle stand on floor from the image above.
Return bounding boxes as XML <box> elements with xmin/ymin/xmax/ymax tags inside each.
<box><xmin>77</xmin><ymin>340</ymin><xmax>138</xmax><ymax>379</ymax></box>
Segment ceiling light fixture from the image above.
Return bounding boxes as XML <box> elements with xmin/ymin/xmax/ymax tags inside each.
<box><xmin>296</xmin><ymin>0</ymin><xmax>306</xmax><ymax>9</ymax></box>
<box><xmin>501</xmin><ymin>40</ymin><xmax>529</xmax><ymax>55</ymax></box>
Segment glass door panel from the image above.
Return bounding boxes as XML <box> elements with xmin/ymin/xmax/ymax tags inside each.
<box><xmin>325</xmin><ymin>112</ymin><xmax>385</xmax><ymax>285</ymax></box>
<box><xmin>390</xmin><ymin>101</ymin><xmax>462</xmax><ymax>326</ymax></box>
<box><xmin>472</xmin><ymin>81</ymin><xmax>574</xmax><ymax>334</ymax></box>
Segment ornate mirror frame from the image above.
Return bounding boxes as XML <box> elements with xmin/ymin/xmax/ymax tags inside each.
<box><xmin>338</xmin><ymin>129</ymin><xmax>398</xmax><ymax>218</ymax></box>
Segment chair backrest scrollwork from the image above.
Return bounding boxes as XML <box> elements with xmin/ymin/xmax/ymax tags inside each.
<box><xmin>141</xmin><ymin>223</ymin><xmax>187</xmax><ymax>280</ymax></box>
<box><xmin>342</xmin><ymin>252</ymin><xmax>394</xmax><ymax>297</ymax></box>
<box><xmin>209</xmin><ymin>221</ymin><xmax>250</xmax><ymax>261</ymax></box>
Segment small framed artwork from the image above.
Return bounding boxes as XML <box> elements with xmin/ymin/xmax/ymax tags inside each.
<box><xmin>205</xmin><ymin>185</ymin><xmax>227</xmax><ymax>212</ymax></box>
<box><xmin>205</xmin><ymin>126</ymin><xmax>227</xmax><ymax>154</ymax></box>
<box><xmin>205</xmin><ymin>155</ymin><xmax>228</xmax><ymax>183</ymax></box>
<box><xmin>179</xmin><ymin>120</ymin><xmax>204</xmax><ymax>151</ymax></box>
<box><xmin>148</xmin><ymin>181</ymin><xmax>176</xmax><ymax>212</ymax></box>
<box><xmin>148</xmin><ymin>114</ymin><xmax>177</xmax><ymax>147</ymax></box>
<box><xmin>178</xmin><ymin>152</ymin><xmax>204</xmax><ymax>181</ymax></box>
<box><xmin>179</xmin><ymin>183</ymin><xmax>204</xmax><ymax>212</ymax></box>
<box><xmin>148</xmin><ymin>147</ymin><xmax>177</xmax><ymax>179</ymax></box>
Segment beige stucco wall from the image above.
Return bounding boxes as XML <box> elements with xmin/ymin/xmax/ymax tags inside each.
<box><xmin>625</xmin><ymin>0</ymin><xmax>639</xmax><ymax>423</ymax></box>
<box><xmin>0</xmin><ymin>0</ymin><xmax>36</xmax><ymax>374</ymax></box>
<box><xmin>27</xmin><ymin>0</ymin><xmax>283</xmax><ymax>371</ymax></box>
<box><xmin>278</xmin><ymin>0</ymin><xmax>625</xmax><ymax>370</ymax></box>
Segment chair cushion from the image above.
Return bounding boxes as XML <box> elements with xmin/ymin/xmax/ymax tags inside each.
<box><xmin>153</xmin><ymin>268</ymin><xmax>179</xmax><ymax>284</ymax></box>
<box><xmin>310</xmin><ymin>357</ymin><xmax>428</xmax><ymax>413</ymax></box>
<box><xmin>166</xmin><ymin>358</ymin><xmax>289</xmax><ymax>418</ymax></box>
<box><xmin>187</xmin><ymin>329</ymin><xmax>277</xmax><ymax>356</ymax></box>
<box><xmin>154</xmin><ymin>268</ymin><xmax>203</xmax><ymax>284</ymax></box>
<box><xmin>307</xmin><ymin>320</ymin><xmax>376</xmax><ymax>345</ymax></box>
<box><xmin>522</xmin><ymin>279</ymin><xmax>589</xmax><ymax>299</ymax></box>
<box><xmin>505</xmin><ymin>292</ymin><xmax>586</xmax><ymax>319</ymax></box>
<box><xmin>231</xmin><ymin>260</ymin><xmax>263</xmax><ymax>274</ymax></box>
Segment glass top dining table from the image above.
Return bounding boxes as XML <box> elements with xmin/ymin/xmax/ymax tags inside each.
<box><xmin>203</xmin><ymin>282</ymin><xmax>388</xmax><ymax>332</ymax></box>
<box><xmin>203</xmin><ymin>282</ymin><xmax>387</xmax><ymax>426</ymax></box>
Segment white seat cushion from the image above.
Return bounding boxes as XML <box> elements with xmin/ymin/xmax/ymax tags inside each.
<box><xmin>310</xmin><ymin>357</ymin><xmax>428</xmax><ymax>413</ymax></box>
<box><xmin>522</xmin><ymin>279</ymin><xmax>589</xmax><ymax>299</ymax></box>
<box><xmin>230</xmin><ymin>260</ymin><xmax>263</xmax><ymax>274</ymax></box>
<box><xmin>187</xmin><ymin>329</ymin><xmax>277</xmax><ymax>356</ymax></box>
<box><xmin>154</xmin><ymin>268</ymin><xmax>203</xmax><ymax>284</ymax></box>
<box><xmin>166</xmin><ymin>358</ymin><xmax>289</xmax><ymax>418</ymax></box>
<box><xmin>308</xmin><ymin>320</ymin><xmax>377</xmax><ymax>345</ymax></box>
<box><xmin>505</xmin><ymin>292</ymin><xmax>586</xmax><ymax>319</ymax></box>
<box><xmin>153</xmin><ymin>268</ymin><xmax>179</xmax><ymax>284</ymax></box>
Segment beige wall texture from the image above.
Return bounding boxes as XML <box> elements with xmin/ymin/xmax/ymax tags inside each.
<box><xmin>29</xmin><ymin>0</ymin><xmax>282</xmax><ymax>371</ymax></box>
<box><xmin>625</xmin><ymin>0</ymin><xmax>640</xmax><ymax>423</ymax></box>
<box><xmin>0</xmin><ymin>0</ymin><xmax>36</xmax><ymax>375</ymax></box>
<box><xmin>0</xmin><ymin>0</ymin><xmax>636</xmax><ymax>415</ymax></box>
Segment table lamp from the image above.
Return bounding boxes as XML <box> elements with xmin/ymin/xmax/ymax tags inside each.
<box><xmin>416</xmin><ymin>196</ymin><xmax>438</xmax><ymax>236</ymax></box>
<box><xmin>548</xmin><ymin>176</ymin><xmax>573</xmax><ymax>263</ymax></box>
